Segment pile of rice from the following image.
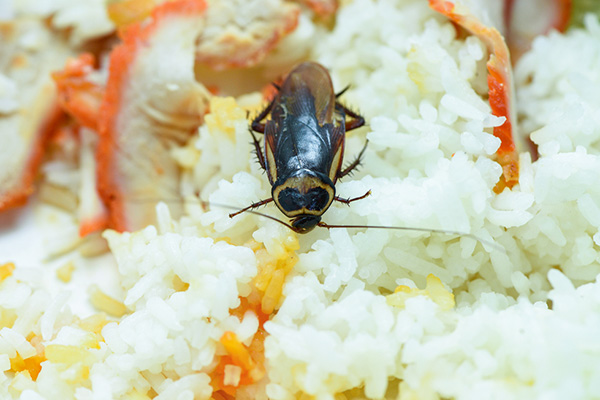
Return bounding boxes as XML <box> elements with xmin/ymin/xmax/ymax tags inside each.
<box><xmin>2</xmin><ymin>0</ymin><xmax>600</xmax><ymax>399</ymax></box>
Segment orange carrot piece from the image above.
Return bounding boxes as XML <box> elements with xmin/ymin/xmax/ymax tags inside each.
<box><xmin>210</xmin><ymin>330</ymin><xmax>266</xmax><ymax>396</ymax></box>
<box><xmin>220</xmin><ymin>332</ymin><xmax>255</xmax><ymax>372</ymax></box>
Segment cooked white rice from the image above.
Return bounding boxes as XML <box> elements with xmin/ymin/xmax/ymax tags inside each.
<box><xmin>2</xmin><ymin>0</ymin><xmax>600</xmax><ymax>399</ymax></box>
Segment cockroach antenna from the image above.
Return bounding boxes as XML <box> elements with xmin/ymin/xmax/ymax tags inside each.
<box><xmin>200</xmin><ymin>200</ymin><xmax>505</xmax><ymax>253</ymax></box>
<box><xmin>118</xmin><ymin>197</ymin><xmax>505</xmax><ymax>252</ymax></box>
<box><xmin>316</xmin><ymin>221</ymin><xmax>505</xmax><ymax>253</ymax></box>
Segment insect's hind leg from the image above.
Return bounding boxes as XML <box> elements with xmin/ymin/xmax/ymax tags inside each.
<box><xmin>334</xmin><ymin>94</ymin><xmax>365</xmax><ymax>132</ymax></box>
<box><xmin>341</xmin><ymin>104</ymin><xmax>365</xmax><ymax>132</ymax></box>
<box><xmin>229</xmin><ymin>198</ymin><xmax>274</xmax><ymax>218</ymax></box>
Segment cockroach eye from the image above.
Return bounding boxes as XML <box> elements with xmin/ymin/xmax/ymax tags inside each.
<box><xmin>277</xmin><ymin>186</ymin><xmax>331</xmax><ymax>213</ymax></box>
<box><xmin>277</xmin><ymin>188</ymin><xmax>304</xmax><ymax>212</ymax></box>
<box><xmin>306</xmin><ymin>187</ymin><xmax>330</xmax><ymax>211</ymax></box>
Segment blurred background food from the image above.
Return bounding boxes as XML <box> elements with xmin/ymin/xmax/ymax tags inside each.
<box><xmin>2</xmin><ymin>1</ymin><xmax>600</xmax><ymax>399</ymax></box>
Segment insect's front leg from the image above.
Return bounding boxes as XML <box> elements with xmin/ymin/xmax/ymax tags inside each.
<box><xmin>229</xmin><ymin>198</ymin><xmax>274</xmax><ymax>218</ymax></box>
<box><xmin>334</xmin><ymin>190</ymin><xmax>371</xmax><ymax>205</ymax></box>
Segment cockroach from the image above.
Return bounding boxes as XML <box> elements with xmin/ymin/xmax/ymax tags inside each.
<box><xmin>229</xmin><ymin>61</ymin><xmax>370</xmax><ymax>233</ymax></box>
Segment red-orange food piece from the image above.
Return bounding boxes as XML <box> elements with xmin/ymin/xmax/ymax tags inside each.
<box><xmin>211</xmin><ymin>331</ymin><xmax>266</xmax><ymax>397</ymax></box>
<box><xmin>10</xmin><ymin>334</ymin><xmax>46</xmax><ymax>381</ymax></box>
<box><xmin>0</xmin><ymin>20</ymin><xmax>74</xmax><ymax>211</ymax></box>
<box><xmin>79</xmin><ymin>208</ymin><xmax>109</xmax><ymax>237</ymax></box>
<box><xmin>52</xmin><ymin>53</ymin><xmax>104</xmax><ymax>132</ymax></box>
<box><xmin>48</xmin><ymin>55</ymin><xmax>109</xmax><ymax>236</ymax></box>
<box><xmin>231</xmin><ymin>294</ymin><xmax>271</xmax><ymax>329</ymax></box>
<box><xmin>78</xmin><ymin>127</ymin><xmax>110</xmax><ymax>237</ymax></box>
<box><xmin>429</xmin><ymin>0</ymin><xmax>519</xmax><ymax>190</ymax></box>
<box><xmin>194</xmin><ymin>0</ymin><xmax>300</xmax><ymax>70</ymax></box>
<box><xmin>505</xmin><ymin>0</ymin><xmax>572</xmax><ymax>61</ymax></box>
<box><xmin>1</xmin><ymin>104</ymin><xmax>66</xmax><ymax>211</ymax></box>
<box><xmin>210</xmin><ymin>282</ymin><xmax>270</xmax><ymax>397</ymax></box>
<box><xmin>261</xmin><ymin>77</ymin><xmax>285</xmax><ymax>104</ymax></box>
<box><xmin>297</xmin><ymin>0</ymin><xmax>338</xmax><ymax>17</ymax></box>
<box><xmin>97</xmin><ymin>0</ymin><xmax>211</xmax><ymax>232</ymax></box>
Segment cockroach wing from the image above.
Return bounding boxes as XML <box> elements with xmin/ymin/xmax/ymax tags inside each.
<box><xmin>264</xmin><ymin>120</ymin><xmax>279</xmax><ymax>185</ymax></box>
<box><xmin>328</xmin><ymin>125</ymin><xmax>346</xmax><ymax>183</ymax></box>
<box><xmin>284</xmin><ymin>63</ymin><xmax>336</xmax><ymax>126</ymax></box>
<box><xmin>283</xmin><ymin>81</ymin><xmax>319</xmax><ymax>125</ymax></box>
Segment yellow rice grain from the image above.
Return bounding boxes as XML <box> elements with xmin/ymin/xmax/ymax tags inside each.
<box><xmin>205</xmin><ymin>97</ymin><xmax>246</xmax><ymax>139</ymax></box>
<box><xmin>56</xmin><ymin>261</ymin><xmax>75</xmax><ymax>282</ymax></box>
<box><xmin>45</xmin><ymin>344</ymin><xmax>93</xmax><ymax>365</ymax></box>
<box><xmin>387</xmin><ymin>274</ymin><xmax>455</xmax><ymax>311</ymax></box>
<box><xmin>88</xmin><ymin>285</ymin><xmax>128</xmax><ymax>317</ymax></box>
<box><xmin>77</xmin><ymin>313</ymin><xmax>109</xmax><ymax>334</ymax></box>
<box><xmin>0</xmin><ymin>262</ymin><xmax>15</xmax><ymax>282</ymax></box>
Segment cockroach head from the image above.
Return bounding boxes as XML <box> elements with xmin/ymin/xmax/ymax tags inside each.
<box><xmin>290</xmin><ymin>214</ymin><xmax>321</xmax><ymax>233</ymax></box>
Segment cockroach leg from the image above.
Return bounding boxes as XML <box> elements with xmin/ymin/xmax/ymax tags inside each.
<box><xmin>338</xmin><ymin>139</ymin><xmax>368</xmax><ymax>179</ymax></box>
<box><xmin>250</xmin><ymin>129</ymin><xmax>267</xmax><ymax>170</ymax></box>
<box><xmin>251</xmin><ymin>97</ymin><xmax>276</xmax><ymax>134</ymax></box>
<box><xmin>335</xmin><ymin>85</ymin><xmax>350</xmax><ymax>98</ymax></box>
<box><xmin>334</xmin><ymin>190</ymin><xmax>371</xmax><ymax>205</ymax></box>
<box><xmin>338</xmin><ymin>103</ymin><xmax>365</xmax><ymax>132</ymax></box>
